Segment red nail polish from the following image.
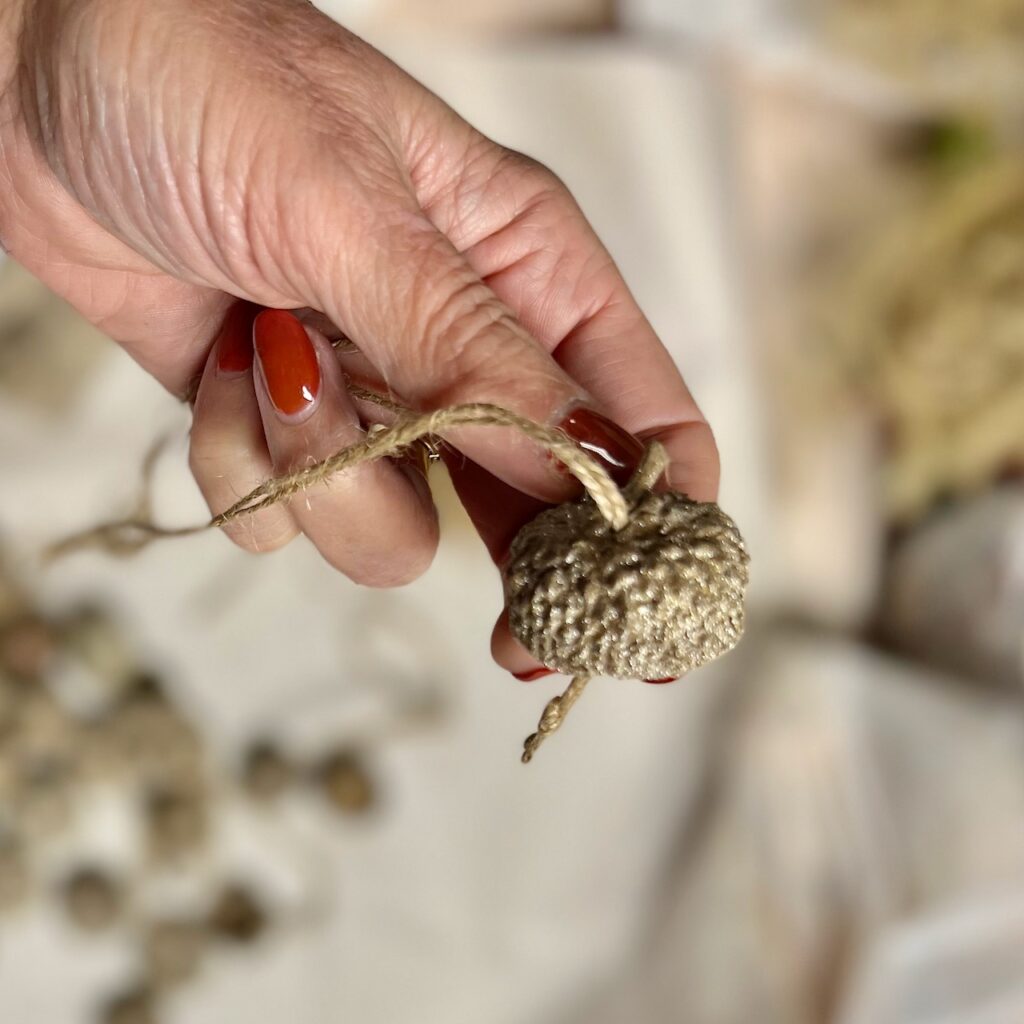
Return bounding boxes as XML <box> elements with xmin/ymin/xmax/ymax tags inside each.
<box><xmin>644</xmin><ymin>677</ymin><xmax>678</xmax><ymax>685</ymax></box>
<box><xmin>513</xmin><ymin>667</ymin><xmax>555</xmax><ymax>682</ymax></box>
<box><xmin>254</xmin><ymin>309</ymin><xmax>321</xmax><ymax>419</ymax></box>
<box><xmin>215</xmin><ymin>301</ymin><xmax>261</xmax><ymax>377</ymax></box>
<box><xmin>557</xmin><ymin>406</ymin><xmax>645</xmax><ymax>486</ymax></box>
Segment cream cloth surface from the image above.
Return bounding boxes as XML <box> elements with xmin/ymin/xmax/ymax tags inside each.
<box><xmin>0</xmin><ymin>38</ymin><xmax>763</xmax><ymax>1024</ymax></box>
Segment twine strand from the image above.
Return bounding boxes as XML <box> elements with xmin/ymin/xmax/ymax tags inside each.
<box><xmin>208</xmin><ymin>404</ymin><xmax>631</xmax><ymax>531</ymax></box>
<box><xmin>521</xmin><ymin>675</ymin><xmax>591</xmax><ymax>764</ymax></box>
<box><xmin>622</xmin><ymin>442</ymin><xmax>670</xmax><ymax>504</ymax></box>
<box><xmin>47</xmin><ymin>395</ymin><xmax>671</xmax><ymax>763</ymax></box>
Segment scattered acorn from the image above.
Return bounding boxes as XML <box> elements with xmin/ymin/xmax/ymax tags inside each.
<box><xmin>109</xmin><ymin>674</ymin><xmax>201</xmax><ymax>776</ymax></box>
<box><xmin>14</xmin><ymin>753</ymin><xmax>75</xmax><ymax>837</ymax></box>
<box><xmin>143</xmin><ymin>785</ymin><xmax>207</xmax><ymax>861</ymax></box>
<box><xmin>142</xmin><ymin>916</ymin><xmax>207</xmax><ymax>988</ymax></box>
<box><xmin>314</xmin><ymin>748</ymin><xmax>375</xmax><ymax>815</ymax></box>
<box><xmin>99</xmin><ymin>984</ymin><xmax>158</xmax><ymax>1024</ymax></box>
<box><xmin>0</xmin><ymin>612</ymin><xmax>56</xmax><ymax>683</ymax></box>
<box><xmin>207</xmin><ymin>882</ymin><xmax>268</xmax><ymax>945</ymax></box>
<box><xmin>0</xmin><ymin>833</ymin><xmax>30</xmax><ymax>912</ymax></box>
<box><xmin>241</xmin><ymin>739</ymin><xmax>295</xmax><ymax>801</ymax></box>
<box><xmin>60</xmin><ymin>865</ymin><xmax>124</xmax><ymax>931</ymax></box>
<box><xmin>59</xmin><ymin>603</ymin><xmax>138</xmax><ymax>691</ymax></box>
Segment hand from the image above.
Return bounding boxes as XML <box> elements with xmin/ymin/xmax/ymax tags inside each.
<box><xmin>0</xmin><ymin>0</ymin><xmax>719</xmax><ymax>677</ymax></box>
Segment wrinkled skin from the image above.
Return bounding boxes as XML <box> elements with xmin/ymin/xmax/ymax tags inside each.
<box><xmin>0</xmin><ymin>0</ymin><xmax>719</xmax><ymax>675</ymax></box>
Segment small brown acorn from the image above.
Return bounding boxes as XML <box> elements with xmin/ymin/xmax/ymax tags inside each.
<box><xmin>60</xmin><ymin>865</ymin><xmax>124</xmax><ymax>931</ymax></box>
<box><xmin>505</xmin><ymin>490</ymin><xmax>749</xmax><ymax>681</ymax></box>
<box><xmin>143</xmin><ymin>784</ymin><xmax>207</xmax><ymax>861</ymax></box>
<box><xmin>99</xmin><ymin>985</ymin><xmax>157</xmax><ymax>1024</ymax></box>
<box><xmin>240</xmin><ymin>739</ymin><xmax>294</xmax><ymax>801</ymax></box>
<box><xmin>0</xmin><ymin>833</ymin><xmax>30</xmax><ymax>913</ymax></box>
<box><xmin>314</xmin><ymin>748</ymin><xmax>375</xmax><ymax>816</ymax></box>
<box><xmin>207</xmin><ymin>882</ymin><xmax>268</xmax><ymax>945</ymax></box>
<box><xmin>142</xmin><ymin>917</ymin><xmax>207</xmax><ymax>988</ymax></box>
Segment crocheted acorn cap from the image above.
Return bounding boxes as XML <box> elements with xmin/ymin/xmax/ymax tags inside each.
<box><xmin>505</xmin><ymin>490</ymin><xmax>749</xmax><ymax>680</ymax></box>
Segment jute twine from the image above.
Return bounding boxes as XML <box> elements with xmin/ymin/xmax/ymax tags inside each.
<box><xmin>47</xmin><ymin>397</ymin><xmax>675</xmax><ymax>763</ymax></box>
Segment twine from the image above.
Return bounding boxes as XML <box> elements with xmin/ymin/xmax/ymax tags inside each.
<box><xmin>515</xmin><ymin>444</ymin><xmax>670</xmax><ymax>764</ymax></box>
<box><xmin>520</xmin><ymin>675</ymin><xmax>591</xmax><ymax>764</ymax></box>
<box><xmin>48</xmin><ymin>403</ymin><xmax>641</xmax><ymax>560</ymax></box>
<box><xmin>47</xmin><ymin>396</ymin><xmax>672</xmax><ymax>764</ymax></box>
<box><xmin>208</xmin><ymin>404</ymin><xmax>633</xmax><ymax>532</ymax></box>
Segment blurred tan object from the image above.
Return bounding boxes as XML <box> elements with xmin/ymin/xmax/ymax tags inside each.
<box><xmin>143</xmin><ymin>784</ymin><xmax>209</xmax><ymax>862</ymax></box>
<box><xmin>314</xmin><ymin>748</ymin><xmax>376</xmax><ymax>815</ymax></box>
<box><xmin>240</xmin><ymin>739</ymin><xmax>296</xmax><ymax>802</ymax></box>
<box><xmin>100</xmin><ymin>986</ymin><xmax>157</xmax><ymax>1024</ymax></box>
<box><xmin>0</xmin><ymin>832</ymin><xmax>30</xmax><ymax>912</ymax></box>
<box><xmin>881</xmin><ymin>485</ymin><xmax>1024</xmax><ymax>688</ymax></box>
<box><xmin>207</xmin><ymin>882</ymin><xmax>269</xmax><ymax>945</ymax></box>
<box><xmin>0</xmin><ymin>259</ymin><xmax>107</xmax><ymax>414</ymax></box>
<box><xmin>142</xmin><ymin>916</ymin><xmax>207</xmax><ymax>988</ymax></box>
<box><xmin>60</xmin><ymin>865</ymin><xmax>125</xmax><ymax>931</ymax></box>
<box><xmin>825</xmin><ymin>158</ymin><xmax>1024</xmax><ymax>522</ymax></box>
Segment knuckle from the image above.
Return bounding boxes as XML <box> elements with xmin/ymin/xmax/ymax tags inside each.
<box><xmin>497</xmin><ymin>148</ymin><xmax>569</xmax><ymax>202</ymax></box>
<box><xmin>424</xmin><ymin>286</ymin><xmax>516</xmax><ymax>382</ymax></box>
<box><xmin>402</xmin><ymin>254</ymin><xmax>522</xmax><ymax>400</ymax></box>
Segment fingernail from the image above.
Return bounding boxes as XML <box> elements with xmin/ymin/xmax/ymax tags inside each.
<box><xmin>556</xmin><ymin>406</ymin><xmax>645</xmax><ymax>486</ymax></box>
<box><xmin>254</xmin><ymin>309</ymin><xmax>321</xmax><ymax>420</ymax></box>
<box><xmin>215</xmin><ymin>301</ymin><xmax>261</xmax><ymax>378</ymax></box>
<box><xmin>644</xmin><ymin>677</ymin><xmax>679</xmax><ymax>685</ymax></box>
<box><xmin>512</xmin><ymin>667</ymin><xmax>555</xmax><ymax>682</ymax></box>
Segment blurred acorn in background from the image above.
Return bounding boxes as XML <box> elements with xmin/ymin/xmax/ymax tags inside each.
<box><xmin>60</xmin><ymin>865</ymin><xmax>125</xmax><ymax>931</ymax></box>
<box><xmin>0</xmin><ymin>612</ymin><xmax>57</xmax><ymax>683</ymax></box>
<box><xmin>207</xmin><ymin>882</ymin><xmax>269</xmax><ymax>945</ymax></box>
<box><xmin>241</xmin><ymin>739</ymin><xmax>295</xmax><ymax>802</ymax></box>
<box><xmin>0</xmin><ymin>832</ymin><xmax>30</xmax><ymax>913</ymax></box>
<box><xmin>142</xmin><ymin>916</ymin><xmax>207</xmax><ymax>988</ymax></box>
<box><xmin>314</xmin><ymin>748</ymin><xmax>376</xmax><ymax>816</ymax></box>
<box><xmin>143</xmin><ymin>784</ymin><xmax>208</xmax><ymax>862</ymax></box>
<box><xmin>99</xmin><ymin>984</ymin><xmax>158</xmax><ymax>1024</ymax></box>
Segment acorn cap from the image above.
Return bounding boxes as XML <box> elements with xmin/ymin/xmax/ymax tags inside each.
<box><xmin>505</xmin><ymin>490</ymin><xmax>749</xmax><ymax>680</ymax></box>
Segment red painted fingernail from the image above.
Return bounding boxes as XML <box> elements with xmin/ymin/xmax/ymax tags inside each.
<box><xmin>513</xmin><ymin>667</ymin><xmax>555</xmax><ymax>682</ymax></box>
<box><xmin>644</xmin><ymin>677</ymin><xmax>679</xmax><ymax>685</ymax></box>
<box><xmin>215</xmin><ymin>301</ymin><xmax>261</xmax><ymax>377</ymax></box>
<box><xmin>557</xmin><ymin>406</ymin><xmax>645</xmax><ymax>486</ymax></box>
<box><xmin>254</xmin><ymin>309</ymin><xmax>321</xmax><ymax>420</ymax></box>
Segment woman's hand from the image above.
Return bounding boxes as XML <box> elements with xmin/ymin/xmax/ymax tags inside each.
<box><xmin>0</xmin><ymin>0</ymin><xmax>719</xmax><ymax>676</ymax></box>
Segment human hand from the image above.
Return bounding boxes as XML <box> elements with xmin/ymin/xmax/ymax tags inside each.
<box><xmin>0</xmin><ymin>0</ymin><xmax>719</xmax><ymax>677</ymax></box>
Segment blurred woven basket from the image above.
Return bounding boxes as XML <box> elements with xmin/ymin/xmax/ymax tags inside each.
<box><xmin>820</xmin><ymin>156</ymin><xmax>1024</xmax><ymax>522</ymax></box>
<box><xmin>818</xmin><ymin>0</ymin><xmax>1024</xmax><ymax>107</ymax></box>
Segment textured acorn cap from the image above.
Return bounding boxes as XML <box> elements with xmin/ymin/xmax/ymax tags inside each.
<box><xmin>505</xmin><ymin>491</ymin><xmax>749</xmax><ymax>680</ymax></box>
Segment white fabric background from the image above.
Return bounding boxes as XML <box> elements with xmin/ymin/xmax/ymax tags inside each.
<box><xmin>0</xmin><ymin>39</ymin><xmax>763</xmax><ymax>1024</ymax></box>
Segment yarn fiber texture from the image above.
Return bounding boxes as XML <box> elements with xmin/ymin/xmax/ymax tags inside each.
<box><xmin>505</xmin><ymin>490</ymin><xmax>750</xmax><ymax>680</ymax></box>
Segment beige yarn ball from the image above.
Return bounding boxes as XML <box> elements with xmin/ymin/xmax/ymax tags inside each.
<box><xmin>505</xmin><ymin>491</ymin><xmax>749</xmax><ymax>680</ymax></box>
